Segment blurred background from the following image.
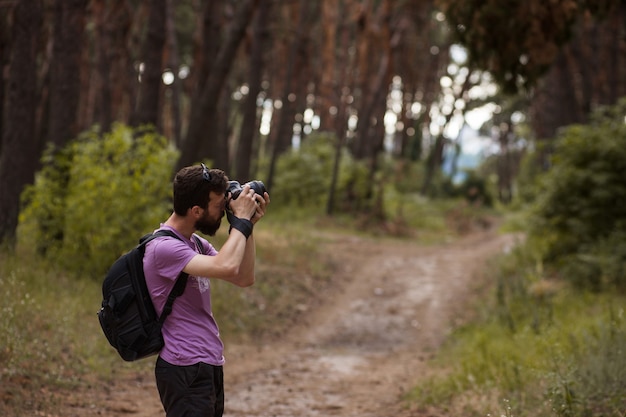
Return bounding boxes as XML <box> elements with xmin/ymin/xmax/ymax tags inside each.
<box><xmin>0</xmin><ymin>2</ymin><xmax>625</xmax><ymax>415</ymax></box>
<box><xmin>1</xmin><ymin>0</ymin><xmax>624</xmax><ymax>245</ymax></box>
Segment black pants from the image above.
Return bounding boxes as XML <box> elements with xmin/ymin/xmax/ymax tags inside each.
<box><xmin>155</xmin><ymin>356</ymin><xmax>224</xmax><ymax>417</ymax></box>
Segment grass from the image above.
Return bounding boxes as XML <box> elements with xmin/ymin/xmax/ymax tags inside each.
<box><xmin>0</xmin><ymin>198</ymin><xmax>546</xmax><ymax>415</ymax></box>
<box><xmin>404</xmin><ymin>244</ymin><xmax>626</xmax><ymax>417</ymax></box>
<box><xmin>210</xmin><ymin>222</ymin><xmax>338</xmax><ymax>341</ymax></box>
<box><xmin>0</xmin><ymin>203</ymin><xmax>383</xmax><ymax>415</ymax></box>
<box><xmin>0</xmin><ymin>251</ymin><xmax>119</xmax><ymax>414</ymax></box>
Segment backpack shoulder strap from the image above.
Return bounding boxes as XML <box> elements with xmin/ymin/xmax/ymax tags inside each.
<box><xmin>191</xmin><ymin>234</ymin><xmax>206</xmax><ymax>255</ymax></box>
<box><xmin>149</xmin><ymin>228</ymin><xmax>181</xmax><ymax>242</ymax></box>
<box><xmin>143</xmin><ymin>229</ymin><xmax>189</xmax><ymax>324</ymax></box>
<box><xmin>159</xmin><ymin>271</ymin><xmax>188</xmax><ymax>324</ymax></box>
<box><xmin>147</xmin><ymin>230</ymin><xmax>205</xmax><ymax>324</ymax></box>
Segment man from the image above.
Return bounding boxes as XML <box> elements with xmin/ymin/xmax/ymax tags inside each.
<box><xmin>144</xmin><ymin>163</ymin><xmax>270</xmax><ymax>417</ymax></box>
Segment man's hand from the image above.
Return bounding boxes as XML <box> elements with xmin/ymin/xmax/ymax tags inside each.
<box><xmin>251</xmin><ymin>191</ymin><xmax>270</xmax><ymax>225</ymax></box>
<box><xmin>228</xmin><ymin>185</ymin><xmax>259</xmax><ymax>221</ymax></box>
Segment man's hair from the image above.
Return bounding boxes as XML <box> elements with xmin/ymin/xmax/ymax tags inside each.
<box><xmin>172</xmin><ymin>165</ymin><xmax>228</xmax><ymax>215</ymax></box>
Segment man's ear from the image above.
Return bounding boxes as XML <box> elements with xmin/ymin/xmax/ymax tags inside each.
<box><xmin>189</xmin><ymin>205</ymin><xmax>203</xmax><ymax>218</ymax></box>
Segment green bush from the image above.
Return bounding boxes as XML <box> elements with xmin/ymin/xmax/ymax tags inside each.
<box><xmin>406</xmin><ymin>243</ymin><xmax>626</xmax><ymax>417</ymax></box>
<box><xmin>529</xmin><ymin>99</ymin><xmax>626</xmax><ymax>291</ymax></box>
<box><xmin>454</xmin><ymin>170</ymin><xmax>494</xmax><ymax>206</ymax></box>
<box><xmin>272</xmin><ymin>132</ymin><xmax>369</xmax><ymax>211</ymax></box>
<box><xmin>514</xmin><ymin>141</ymin><xmax>551</xmax><ymax>206</ymax></box>
<box><xmin>19</xmin><ymin>124</ymin><xmax>178</xmax><ymax>276</ymax></box>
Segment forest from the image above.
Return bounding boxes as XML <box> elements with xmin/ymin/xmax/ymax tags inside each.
<box><xmin>0</xmin><ymin>0</ymin><xmax>625</xmax><ymax>416</ymax></box>
<box><xmin>1</xmin><ymin>0</ymin><xmax>624</xmax><ymax>243</ymax></box>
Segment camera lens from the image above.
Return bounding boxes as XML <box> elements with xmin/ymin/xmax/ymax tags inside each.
<box><xmin>227</xmin><ymin>180</ymin><xmax>266</xmax><ymax>203</ymax></box>
<box><xmin>227</xmin><ymin>181</ymin><xmax>243</xmax><ymax>200</ymax></box>
<box><xmin>246</xmin><ymin>181</ymin><xmax>266</xmax><ymax>196</ymax></box>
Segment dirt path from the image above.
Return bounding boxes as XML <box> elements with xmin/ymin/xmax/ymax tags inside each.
<box><xmin>62</xmin><ymin>226</ymin><xmax>517</xmax><ymax>417</ymax></box>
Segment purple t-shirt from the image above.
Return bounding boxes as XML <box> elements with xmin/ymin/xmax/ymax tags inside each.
<box><xmin>143</xmin><ymin>225</ymin><xmax>224</xmax><ymax>366</ymax></box>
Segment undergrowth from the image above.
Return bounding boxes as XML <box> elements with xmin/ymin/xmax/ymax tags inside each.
<box><xmin>0</xmin><ymin>199</ymin><xmax>514</xmax><ymax>415</ymax></box>
<box><xmin>0</xmin><ymin>212</ymin><xmax>352</xmax><ymax>415</ymax></box>
<box><xmin>0</xmin><ymin>251</ymin><xmax>115</xmax><ymax>415</ymax></box>
<box><xmin>405</xmin><ymin>242</ymin><xmax>626</xmax><ymax>417</ymax></box>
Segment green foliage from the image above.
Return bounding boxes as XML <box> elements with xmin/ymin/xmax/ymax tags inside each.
<box><xmin>528</xmin><ymin>99</ymin><xmax>626</xmax><ymax>291</ymax></box>
<box><xmin>546</xmin><ymin>306</ymin><xmax>626</xmax><ymax>417</ymax></box>
<box><xmin>0</xmin><ymin>252</ymin><xmax>120</xmax><ymax>414</ymax></box>
<box><xmin>514</xmin><ymin>145</ymin><xmax>547</xmax><ymax>206</ymax></box>
<box><xmin>392</xmin><ymin>159</ymin><xmax>425</xmax><ymax>195</ymax></box>
<box><xmin>438</xmin><ymin>0</ymin><xmax>616</xmax><ymax>93</ymax></box>
<box><xmin>272</xmin><ymin>132</ymin><xmax>369</xmax><ymax>210</ymax></box>
<box><xmin>0</xmin><ymin>209</ymin><xmax>342</xmax><ymax>415</ymax></box>
<box><xmin>457</xmin><ymin>103</ymin><xmax>626</xmax><ymax>417</ymax></box>
<box><xmin>455</xmin><ymin>170</ymin><xmax>494</xmax><ymax>206</ymax></box>
<box><xmin>19</xmin><ymin>124</ymin><xmax>178</xmax><ymax>276</ymax></box>
<box><xmin>406</xmin><ymin>243</ymin><xmax>626</xmax><ymax>417</ymax></box>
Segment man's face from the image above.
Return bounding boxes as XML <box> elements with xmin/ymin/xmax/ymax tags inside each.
<box><xmin>195</xmin><ymin>191</ymin><xmax>227</xmax><ymax>236</ymax></box>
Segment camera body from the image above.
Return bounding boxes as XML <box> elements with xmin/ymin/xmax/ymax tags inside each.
<box><xmin>227</xmin><ymin>180</ymin><xmax>266</xmax><ymax>201</ymax></box>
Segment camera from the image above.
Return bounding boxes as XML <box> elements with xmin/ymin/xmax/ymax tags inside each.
<box><xmin>227</xmin><ymin>180</ymin><xmax>267</xmax><ymax>201</ymax></box>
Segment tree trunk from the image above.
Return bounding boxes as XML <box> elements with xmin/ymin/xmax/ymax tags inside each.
<box><xmin>356</xmin><ymin>0</ymin><xmax>394</xmax><ymax>200</ymax></box>
<box><xmin>0</xmin><ymin>7</ymin><xmax>10</xmax><ymax>156</ymax></box>
<box><xmin>421</xmin><ymin>134</ymin><xmax>445</xmax><ymax>195</ymax></box>
<box><xmin>317</xmin><ymin>0</ymin><xmax>338</xmax><ymax>132</ymax></box>
<box><xmin>165</xmin><ymin>0</ymin><xmax>183</xmax><ymax>146</ymax></box>
<box><xmin>266</xmin><ymin>0</ymin><xmax>310</xmax><ymax>191</ymax></box>
<box><xmin>123</xmin><ymin>2</ymin><xmax>149</xmax><ymax>125</ymax></box>
<box><xmin>178</xmin><ymin>0</ymin><xmax>221</xmax><ymax>161</ymax></box>
<box><xmin>496</xmin><ymin>122</ymin><xmax>513</xmax><ymax>204</ymax></box>
<box><xmin>215</xmin><ymin>80</ymin><xmax>232</xmax><ymax>172</ymax></box>
<box><xmin>84</xmin><ymin>0</ymin><xmax>133</xmax><ymax>132</ymax></box>
<box><xmin>47</xmin><ymin>0</ymin><xmax>87</xmax><ymax>148</ymax></box>
<box><xmin>351</xmin><ymin>2</ymin><xmax>374</xmax><ymax>159</ymax></box>
<box><xmin>189</xmin><ymin>0</ymin><xmax>221</xmax><ymax>101</ymax></box>
<box><xmin>0</xmin><ymin>0</ymin><xmax>43</xmax><ymax>246</ymax></box>
<box><xmin>91</xmin><ymin>0</ymin><xmax>113</xmax><ymax>132</ymax></box>
<box><xmin>130</xmin><ymin>0</ymin><xmax>166</xmax><ymax>129</ymax></box>
<box><xmin>178</xmin><ymin>0</ymin><xmax>258</xmax><ymax>171</ymax></box>
<box><xmin>421</xmin><ymin>56</ymin><xmax>469</xmax><ymax>196</ymax></box>
<box><xmin>326</xmin><ymin>0</ymin><xmax>358</xmax><ymax>215</ymax></box>
<box><xmin>607</xmin><ymin>4</ymin><xmax>625</xmax><ymax>102</ymax></box>
<box><xmin>235</xmin><ymin>0</ymin><xmax>270</xmax><ymax>180</ymax></box>
<box><xmin>530</xmin><ymin>3</ymin><xmax>625</xmax><ymax>142</ymax></box>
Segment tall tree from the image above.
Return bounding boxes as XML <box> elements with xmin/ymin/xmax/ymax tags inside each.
<box><xmin>353</xmin><ymin>0</ymin><xmax>396</xmax><ymax>201</ymax></box>
<box><xmin>164</xmin><ymin>0</ymin><xmax>183</xmax><ymax>146</ymax></box>
<box><xmin>84</xmin><ymin>0</ymin><xmax>133</xmax><ymax>133</ymax></box>
<box><xmin>391</xmin><ymin>1</ymin><xmax>438</xmax><ymax>159</ymax></box>
<box><xmin>47</xmin><ymin>0</ymin><xmax>88</xmax><ymax>148</ymax></box>
<box><xmin>0</xmin><ymin>0</ymin><xmax>43</xmax><ymax>246</ymax></box>
<box><xmin>350</xmin><ymin>1</ymin><xmax>375</xmax><ymax>160</ymax></box>
<box><xmin>234</xmin><ymin>0</ymin><xmax>271</xmax><ymax>180</ymax></box>
<box><xmin>0</xmin><ymin>5</ymin><xmax>9</xmax><ymax>156</ymax></box>
<box><xmin>91</xmin><ymin>0</ymin><xmax>113</xmax><ymax>133</ymax></box>
<box><xmin>326</xmin><ymin>0</ymin><xmax>361</xmax><ymax>215</ymax></box>
<box><xmin>266</xmin><ymin>0</ymin><xmax>314</xmax><ymax>190</ymax></box>
<box><xmin>130</xmin><ymin>0</ymin><xmax>167</xmax><ymax>128</ymax></box>
<box><xmin>437</xmin><ymin>0</ymin><xmax>618</xmax><ymax>94</ymax></box>
<box><xmin>530</xmin><ymin>2</ymin><xmax>626</xmax><ymax>140</ymax></box>
<box><xmin>317</xmin><ymin>0</ymin><xmax>339</xmax><ymax>132</ymax></box>
<box><xmin>178</xmin><ymin>0</ymin><xmax>258</xmax><ymax>170</ymax></box>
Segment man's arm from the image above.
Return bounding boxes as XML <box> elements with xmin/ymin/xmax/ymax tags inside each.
<box><xmin>225</xmin><ymin>190</ymin><xmax>269</xmax><ymax>286</ymax></box>
<box><xmin>228</xmin><ymin>190</ymin><xmax>269</xmax><ymax>286</ymax></box>
<box><xmin>183</xmin><ymin>228</ymin><xmax>250</xmax><ymax>284</ymax></box>
<box><xmin>230</xmin><ymin>235</ymin><xmax>256</xmax><ymax>286</ymax></box>
<box><xmin>184</xmin><ymin>189</ymin><xmax>269</xmax><ymax>287</ymax></box>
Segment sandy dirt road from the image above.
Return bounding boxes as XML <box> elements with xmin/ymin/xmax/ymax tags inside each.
<box><xmin>56</xmin><ymin>225</ymin><xmax>516</xmax><ymax>417</ymax></box>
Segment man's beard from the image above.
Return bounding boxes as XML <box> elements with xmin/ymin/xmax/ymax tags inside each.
<box><xmin>195</xmin><ymin>215</ymin><xmax>222</xmax><ymax>236</ymax></box>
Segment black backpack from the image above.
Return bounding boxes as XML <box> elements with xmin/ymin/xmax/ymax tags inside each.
<box><xmin>97</xmin><ymin>229</ymin><xmax>201</xmax><ymax>361</ymax></box>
